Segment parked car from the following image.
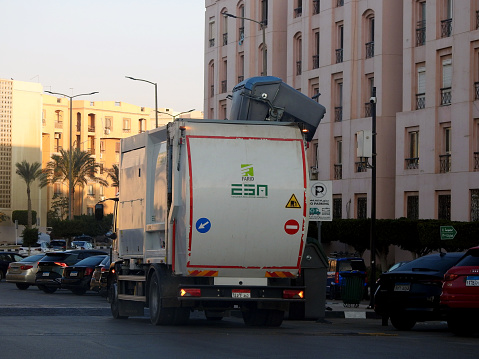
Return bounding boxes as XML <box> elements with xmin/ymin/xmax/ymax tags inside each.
<box><xmin>18</xmin><ymin>242</ymin><xmax>50</xmax><ymax>256</ymax></box>
<box><xmin>49</xmin><ymin>239</ymin><xmax>66</xmax><ymax>251</ymax></box>
<box><xmin>327</xmin><ymin>254</ymin><xmax>367</xmax><ymax>299</ymax></box>
<box><xmin>62</xmin><ymin>255</ymin><xmax>108</xmax><ymax>295</ymax></box>
<box><xmin>6</xmin><ymin>254</ymin><xmax>46</xmax><ymax>289</ymax></box>
<box><xmin>90</xmin><ymin>255</ymin><xmax>110</xmax><ymax>296</ymax></box>
<box><xmin>441</xmin><ymin>246</ymin><xmax>479</xmax><ymax>335</ymax></box>
<box><xmin>71</xmin><ymin>241</ymin><xmax>93</xmax><ymax>250</ymax></box>
<box><xmin>0</xmin><ymin>252</ymin><xmax>25</xmax><ymax>281</ymax></box>
<box><xmin>35</xmin><ymin>249</ymin><xmax>107</xmax><ymax>293</ymax></box>
<box><xmin>374</xmin><ymin>251</ymin><xmax>464</xmax><ymax>330</ymax></box>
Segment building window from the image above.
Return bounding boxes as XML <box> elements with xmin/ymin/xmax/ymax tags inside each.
<box><xmin>87</xmin><ymin>207</ymin><xmax>94</xmax><ymax>216</ymax></box>
<box><xmin>76</xmin><ymin>113</ymin><xmax>81</xmax><ymax>132</ymax></box>
<box><xmin>139</xmin><ymin>119</ymin><xmax>146</xmax><ymax>133</ymax></box>
<box><xmin>54</xmin><ymin>132</ymin><xmax>62</xmax><ymax>152</ymax></box>
<box><xmin>312</xmin><ymin>30</ymin><xmax>320</xmax><ymax>69</ymax></box>
<box><xmin>439</xmin><ymin>125</ymin><xmax>451</xmax><ymax>173</ymax></box>
<box><xmin>336</xmin><ymin>24</ymin><xmax>344</xmax><ymax>63</ymax></box>
<box><xmin>471</xmin><ymin>189</ymin><xmax>479</xmax><ymax>221</ymax></box>
<box><xmin>440</xmin><ymin>58</ymin><xmax>452</xmax><ymax>106</ymax></box>
<box><xmin>337</xmin><ymin>0</ymin><xmax>344</xmax><ymax>7</ymax></box>
<box><xmin>416</xmin><ymin>65</ymin><xmax>426</xmax><ymax>109</ymax></box>
<box><xmin>87</xmin><ymin>185</ymin><xmax>95</xmax><ymax>196</ymax></box>
<box><xmin>88</xmin><ymin>113</ymin><xmax>95</xmax><ymax>132</ymax></box>
<box><xmin>416</xmin><ymin>1</ymin><xmax>426</xmax><ymax>46</ymax></box>
<box><xmin>221</xmin><ymin>8</ymin><xmax>228</xmax><ymax>46</ymax></box>
<box><xmin>365</xmin><ymin>16</ymin><xmax>374</xmax><ymax>59</ymax></box>
<box><xmin>53</xmin><ymin>183</ymin><xmax>62</xmax><ymax>196</ymax></box>
<box><xmin>123</xmin><ymin>118</ymin><xmax>131</xmax><ymax>133</ymax></box>
<box><xmin>406</xmin><ymin>193</ymin><xmax>419</xmax><ymax>220</ymax></box>
<box><xmin>438</xmin><ymin>193</ymin><xmax>451</xmax><ymax>220</ymax></box>
<box><xmin>313</xmin><ymin>0</ymin><xmax>320</xmax><ymax>15</ymax></box>
<box><xmin>238</xmin><ymin>52</ymin><xmax>245</xmax><ymax>83</ymax></box>
<box><xmin>357</xmin><ymin>196</ymin><xmax>367</xmax><ymax>219</ymax></box>
<box><xmin>261</xmin><ymin>0</ymin><xmax>268</xmax><ymax>26</ymax></box>
<box><xmin>221</xmin><ymin>58</ymin><xmax>228</xmax><ymax>93</ymax></box>
<box><xmin>441</xmin><ymin>0</ymin><xmax>453</xmax><ymax>38</ymax></box>
<box><xmin>209</xmin><ymin>61</ymin><xmax>215</xmax><ymax>98</ymax></box>
<box><xmin>105</xmin><ymin>117</ymin><xmax>113</xmax><ymax>131</ymax></box>
<box><xmin>406</xmin><ymin>129</ymin><xmax>420</xmax><ymax>169</ymax></box>
<box><xmin>334</xmin><ymin>80</ymin><xmax>343</xmax><ymax>122</ymax></box>
<box><xmin>294</xmin><ymin>0</ymin><xmax>302</xmax><ymax>18</ymax></box>
<box><xmin>334</xmin><ymin>137</ymin><xmax>342</xmax><ymax>180</ymax></box>
<box><xmin>295</xmin><ymin>33</ymin><xmax>302</xmax><ymax>76</ymax></box>
<box><xmin>209</xmin><ymin>17</ymin><xmax>215</xmax><ymax>47</ymax></box>
<box><xmin>333</xmin><ymin>197</ymin><xmax>342</xmax><ymax>219</ymax></box>
<box><xmin>238</xmin><ymin>4</ymin><xmax>245</xmax><ymax>42</ymax></box>
<box><xmin>364</xmin><ymin>75</ymin><xmax>374</xmax><ymax>117</ymax></box>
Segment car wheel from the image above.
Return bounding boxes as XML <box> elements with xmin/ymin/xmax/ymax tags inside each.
<box><xmin>0</xmin><ymin>271</ymin><xmax>4</xmax><ymax>281</ymax></box>
<box><xmin>15</xmin><ymin>283</ymin><xmax>30</xmax><ymax>290</ymax></box>
<box><xmin>390</xmin><ymin>315</ymin><xmax>416</xmax><ymax>331</ymax></box>
<box><xmin>38</xmin><ymin>285</ymin><xmax>57</xmax><ymax>294</ymax></box>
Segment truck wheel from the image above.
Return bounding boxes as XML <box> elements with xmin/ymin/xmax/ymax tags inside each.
<box><xmin>110</xmin><ymin>283</ymin><xmax>128</xmax><ymax>319</ymax></box>
<box><xmin>242</xmin><ymin>305</ymin><xmax>268</xmax><ymax>326</ymax></box>
<box><xmin>265</xmin><ymin>310</ymin><xmax>284</xmax><ymax>327</ymax></box>
<box><xmin>149</xmin><ymin>269</ymin><xmax>174</xmax><ymax>325</ymax></box>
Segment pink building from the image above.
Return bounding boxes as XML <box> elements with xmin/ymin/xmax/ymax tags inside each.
<box><xmin>205</xmin><ymin>0</ymin><xmax>479</xmax><ymax>224</ymax></box>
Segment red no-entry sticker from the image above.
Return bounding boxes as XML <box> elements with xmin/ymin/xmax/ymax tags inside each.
<box><xmin>284</xmin><ymin>219</ymin><xmax>300</xmax><ymax>235</ymax></box>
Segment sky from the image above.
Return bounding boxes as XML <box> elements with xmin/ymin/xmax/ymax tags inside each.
<box><xmin>1</xmin><ymin>0</ymin><xmax>206</xmax><ymax>112</ymax></box>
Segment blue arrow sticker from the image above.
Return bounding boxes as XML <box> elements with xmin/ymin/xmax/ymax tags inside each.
<box><xmin>196</xmin><ymin>218</ymin><xmax>211</xmax><ymax>234</ymax></box>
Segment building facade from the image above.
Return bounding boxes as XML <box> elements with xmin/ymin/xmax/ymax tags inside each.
<box><xmin>205</xmin><ymin>0</ymin><xmax>479</xmax><ymax>224</ymax></box>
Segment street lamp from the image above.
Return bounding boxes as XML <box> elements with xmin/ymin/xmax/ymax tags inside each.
<box><xmin>45</xmin><ymin>90</ymin><xmax>98</xmax><ymax>220</ymax></box>
<box><xmin>223</xmin><ymin>12</ymin><xmax>267</xmax><ymax>76</ymax></box>
<box><xmin>125</xmin><ymin>76</ymin><xmax>158</xmax><ymax>128</ymax></box>
<box><xmin>157</xmin><ymin>109</ymin><xmax>195</xmax><ymax>121</ymax></box>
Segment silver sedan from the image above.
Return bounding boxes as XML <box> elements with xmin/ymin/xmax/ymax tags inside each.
<box><xmin>6</xmin><ymin>254</ymin><xmax>46</xmax><ymax>290</ymax></box>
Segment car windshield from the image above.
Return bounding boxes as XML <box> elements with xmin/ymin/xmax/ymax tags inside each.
<box><xmin>396</xmin><ymin>254</ymin><xmax>463</xmax><ymax>274</ymax></box>
<box><xmin>21</xmin><ymin>254</ymin><xmax>45</xmax><ymax>262</ymax></box>
<box><xmin>338</xmin><ymin>260</ymin><xmax>366</xmax><ymax>272</ymax></box>
<box><xmin>74</xmin><ymin>255</ymin><xmax>107</xmax><ymax>266</ymax></box>
<box><xmin>456</xmin><ymin>250</ymin><xmax>479</xmax><ymax>267</ymax></box>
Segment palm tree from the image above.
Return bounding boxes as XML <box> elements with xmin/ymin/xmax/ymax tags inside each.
<box><xmin>44</xmin><ymin>148</ymin><xmax>109</xmax><ymax>216</ymax></box>
<box><xmin>106</xmin><ymin>164</ymin><xmax>119</xmax><ymax>189</ymax></box>
<box><xmin>15</xmin><ymin>160</ymin><xmax>47</xmax><ymax>228</ymax></box>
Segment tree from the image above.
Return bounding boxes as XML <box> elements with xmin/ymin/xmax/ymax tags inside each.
<box><xmin>106</xmin><ymin>163</ymin><xmax>119</xmax><ymax>189</ymax></box>
<box><xmin>44</xmin><ymin>148</ymin><xmax>109</xmax><ymax>215</ymax></box>
<box><xmin>15</xmin><ymin>160</ymin><xmax>47</xmax><ymax>228</ymax></box>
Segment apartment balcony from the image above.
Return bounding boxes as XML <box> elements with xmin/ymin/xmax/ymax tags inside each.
<box><xmin>221</xmin><ymin>80</ymin><xmax>227</xmax><ymax>93</ymax></box>
<box><xmin>474</xmin><ymin>152</ymin><xmax>479</xmax><ymax>171</ymax></box>
<box><xmin>475</xmin><ymin>82</ymin><xmax>479</xmax><ymax>100</ymax></box>
<box><xmin>296</xmin><ymin>61</ymin><xmax>302</xmax><ymax>76</ymax></box>
<box><xmin>312</xmin><ymin>0</ymin><xmax>320</xmax><ymax>15</ymax></box>
<box><xmin>88</xmin><ymin>126</ymin><xmax>95</xmax><ymax>132</ymax></box>
<box><xmin>210</xmin><ymin>85</ymin><xmax>214</xmax><ymax>97</ymax></box>
<box><xmin>440</xmin><ymin>87</ymin><xmax>451</xmax><ymax>106</ymax></box>
<box><xmin>337</xmin><ymin>0</ymin><xmax>344</xmax><ymax>7</ymax></box>
<box><xmin>334</xmin><ymin>106</ymin><xmax>343</xmax><ymax>122</ymax></box>
<box><xmin>355</xmin><ymin>161</ymin><xmax>368</xmax><ymax>173</ymax></box>
<box><xmin>336</xmin><ymin>48</ymin><xmax>343</xmax><ymax>64</ymax></box>
<box><xmin>334</xmin><ymin>164</ymin><xmax>342</xmax><ymax>180</ymax></box>
<box><xmin>365</xmin><ymin>41</ymin><xmax>374</xmax><ymax>59</ymax></box>
<box><xmin>239</xmin><ymin>27</ymin><xmax>244</xmax><ymax>41</ymax></box>
<box><xmin>222</xmin><ymin>33</ymin><xmax>228</xmax><ymax>46</ymax></box>
<box><xmin>209</xmin><ymin>38</ymin><xmax>215</xmax><ymax>47</ymax></box>
<box><xmin>122</xmin><ymin>128</ymin><xmax>131</xmax><ymax>134</ymax></box>
<box><xmin>405</xmin><ymin>157</ymin><xmax>419</xmax><ymax>169</ymax></box>
<box><xmin>441</xmin><ymin>18</ymin><xmax>452</xmax><ymax>38</ymax></box>
<box><xmin>312</xmin><ymin>55</ymin><xmax>319</xmax><ymax>69</ymax></box>
<box><xmin>364</xmin><ymin>102</ymin><xmax>372</xmax><ymax>117</ymax></box>
<box><xmin>439</xmin><ymin>154</ymin><xmax>451</xmax><ymax>173</ymax></box>
<box><xmin>294</xmin><ymin>7</ymin><xmax>302</xmax><ymax>18</ymax></box>
<box><xmin>54</xmin><ymin>121</ymin><xmax>63</xmax><ymax>129</ymax></box>
<box><xmin>416</xmin><ymin>93</ymin><xmax>425</xmax><ymax>110</ymax></box>
<box><xmin>416</xmin><ymin>21</ymin><xmax>426</xmax><ymax>46</ymax></box>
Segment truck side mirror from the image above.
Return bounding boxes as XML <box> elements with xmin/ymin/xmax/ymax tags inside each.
<box><xmin>95</xmin><ymin>203</ymin><xmax>104</xmax><ymax>220</ymax></box>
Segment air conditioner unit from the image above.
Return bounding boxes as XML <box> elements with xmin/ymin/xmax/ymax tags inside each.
<box><xmin>104</xmin><ymin>129</ymin><xmax>110</xmax><ymax>135</ymax></box>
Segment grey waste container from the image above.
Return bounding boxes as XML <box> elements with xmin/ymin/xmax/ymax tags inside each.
<box><xmin>288</xmin><ymin>238</ymin><xmax>328</xmax><ymax>320</ymax></box>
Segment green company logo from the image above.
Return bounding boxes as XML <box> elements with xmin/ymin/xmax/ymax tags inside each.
<box><xmin>231</xmin><ymin>164</ymin><xmax>268</xmax><ymax>198</ymax></box>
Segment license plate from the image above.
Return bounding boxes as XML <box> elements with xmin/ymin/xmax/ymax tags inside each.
<box><xmin>232</xmin><ymin>289</ymin><xmax>251</xmax><ymax>298</ymax></box>
<box><xmin>70</xmin><ymin>271</ymin><xmax>78</xmax><ymax>277</ymax></box>
<box><xmin>466</xmin><ymin>276</ymin><xmax>479</xmax><ymax>286</ymax></box>
<box><xmin>394</xmin><ymin>283</ymin><xmax>410</xmax><ymax>292</ymax></box>
<box><xmin>42</xmin><ymin>272</ymin><xmax>50</xmax><ymax>277</ymax></box>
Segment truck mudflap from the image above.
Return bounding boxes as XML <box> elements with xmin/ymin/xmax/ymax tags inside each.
<box><xmin>177</xmin><ymin>284</ymin><xmax>306</xmax><ymax>302</ymax></box>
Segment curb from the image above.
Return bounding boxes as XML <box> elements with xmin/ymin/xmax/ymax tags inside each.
<box><xmin>325</xmin><ymin>310</ymin><xmax>381</xmax><ymax>319</ymax></box>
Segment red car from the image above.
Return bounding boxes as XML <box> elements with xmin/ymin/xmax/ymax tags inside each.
<box><xmin>441</xmin><ymin>246</ymin><xmax>479</xmax><ymax>335</ymax></box>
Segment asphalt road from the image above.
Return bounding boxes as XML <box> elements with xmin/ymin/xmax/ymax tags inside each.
<box><xmin>1</xmin><ymin>281</ymin><xmax>478</xmax><ymax>359</ymax></box>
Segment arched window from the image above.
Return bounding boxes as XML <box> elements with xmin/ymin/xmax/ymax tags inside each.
<box><xmin>294</xmin><ymin>32</ymin><xmax>302</xmax><ymax>75</ymax></box>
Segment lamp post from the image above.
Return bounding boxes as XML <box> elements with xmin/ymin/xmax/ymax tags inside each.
<box><xmin>157</xmin><ymin>109</ymin><xmax>195</xmax><ymax>122</ymax></box>
<box><xmin>125</xmin><ymin>76</ymin><xmax>158</xmax><ymax>128</ymax></box>
<box><xmin>223</xmin><ymin>12</ymin><xmax>267</xmax><ymax>76</ymax></box>
<box><xmin>368</xmin><ymin>87</ymin><xmax>377</xmax><ymax>309</ymax></box>
<box><xmin>45</xmin><ymin>90</ymin><xmax>98</xmax><ymax>220</ymax></box>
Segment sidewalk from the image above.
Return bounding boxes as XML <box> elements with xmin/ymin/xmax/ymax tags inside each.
<box><xmin>324</xmin><ymin>300</ymin><xmax>380</xmax><ymax>319</ymax></box>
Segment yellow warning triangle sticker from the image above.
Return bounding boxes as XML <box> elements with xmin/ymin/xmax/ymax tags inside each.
<box><xmin>285</xmin><ymin>194</ymin><xmax>301</xmax><ymax>209</ymax></box>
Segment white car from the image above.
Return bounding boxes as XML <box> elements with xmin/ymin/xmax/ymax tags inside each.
<box><xmin>71</xmin><ymin>241</ymin><xmax>93</xmax><ymax>249</ymax></box>
<box><xmin>18</xmin><ymin>242</ymin><xmax>50</xmax><ymax>256</ymax></box>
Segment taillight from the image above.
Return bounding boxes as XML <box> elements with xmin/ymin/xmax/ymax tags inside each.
<box><xmin>54</xmin><ymin>262</ymin><xmax>68</xmax><ymax>267</ymax></box>
<box><xmin>101</xmin><ymin>267</ymin><xmax>108</xmax><ymax>273</ymax></box>
<box><xmin>20</xmin><ymin>265</ymin><xmax>33</xmax><ymax>270</ymax></box>
<box><xmin>85</xmin><ymin>268</ymin><xmax>94</xmax><ymax>276</ymax></box>
<box><xmin>180</xmin><ymin>288</ymin><xmax>201</xmax><ymax>297</ymax></box>
<box><xmin>444</xmin><ymin>273</ymin><xmax>459</xmax><ymax>281</ymax></box>
<box><xmin>283</xmin><ymin>290</ymin><xmax>304</xmax><ymax>299</ymax></box>
<box><xmin>335</xmin><ymin>272</ymin><xmax>339</xmax><ymax>284</ymax></box>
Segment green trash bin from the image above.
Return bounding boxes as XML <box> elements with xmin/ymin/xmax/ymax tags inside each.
<box><xmin>340</xmin><ymin>272</ymin><xmax>365</xmax><ymax>308</ymax></box>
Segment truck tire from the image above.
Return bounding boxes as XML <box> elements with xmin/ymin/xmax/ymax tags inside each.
<box><xmin>110</xmin><ymin>283</ymin><xmax>128</xmax><ymax>319</ymax></box>
<box><xmin>265</xmin><ymin>310</ymin><xmax>284</xmax><ymax>327</ymax></box>
<box><xmin>149</xmin><ymin>269</ymin><xmax>175</xmax><ymax>325</ymax></box>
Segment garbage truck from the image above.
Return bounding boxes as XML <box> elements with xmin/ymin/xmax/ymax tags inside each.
<box><xmin>95</xmin><ymin>76</ymin><xmax>326</xmax><ymax>326</ymax></box>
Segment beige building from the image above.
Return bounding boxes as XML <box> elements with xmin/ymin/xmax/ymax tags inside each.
<box><xmin>0</xmin><ymin>78</ymin><xmax>203</xmax><ymax>243</ymax></box>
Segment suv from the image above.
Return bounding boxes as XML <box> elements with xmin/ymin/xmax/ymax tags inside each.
<box><xmin>327</xmin><ymin>254</ymin><xmax>367</xmax><ymax>299</ymax></box>
<box><xmin>35</xmin><ymin>249</ymin><xmax>107</xmax><ymax>293</ymax></box>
